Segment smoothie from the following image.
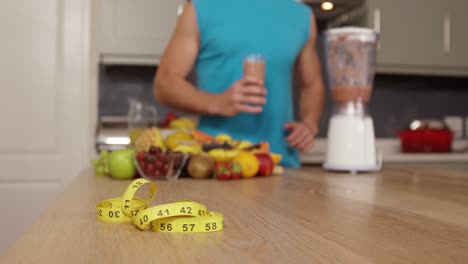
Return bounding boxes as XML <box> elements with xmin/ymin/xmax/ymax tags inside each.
<box><xmin>243</xmin><ymin>54</ymin><xmax>265</xmax><ymax>82</ymax></box>
<box><xmin>331</xmin><ymin>86</ymin><xmax>372</xmax><ymax>103</ymax></box>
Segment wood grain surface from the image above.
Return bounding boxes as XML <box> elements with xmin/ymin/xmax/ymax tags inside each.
<box><xmin>2</xmin><ymin>166</ymin><xmax>468</xmax><ymax>263</ymax></box>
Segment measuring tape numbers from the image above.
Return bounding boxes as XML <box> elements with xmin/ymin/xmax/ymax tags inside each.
<box><xmin>96</xmin><ymin>179</ymin><xmax>224</xmax><ymax>233</ymax></box>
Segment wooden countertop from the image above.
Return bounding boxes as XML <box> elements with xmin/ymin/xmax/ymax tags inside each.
<box><xmin>3</xmin><ymin>166</ymin><xmax>468</xmax><ymax>263</ymax></box>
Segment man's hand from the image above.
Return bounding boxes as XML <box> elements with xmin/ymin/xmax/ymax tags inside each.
<box><xmin>284</xmin><ymin>122</ymin><xmax>317</xmax><ymax>153</ymax></box>
<box><xmin>214</xmin><ymin>78</ymin><xmax>267</xmax><ymax>117</ymax></box>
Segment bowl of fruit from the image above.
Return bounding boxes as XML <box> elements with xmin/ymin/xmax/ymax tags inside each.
<box><xmin>133</xmin><ymin>146</ymin><xmax>189</xmax><ymax>181</ymax></box>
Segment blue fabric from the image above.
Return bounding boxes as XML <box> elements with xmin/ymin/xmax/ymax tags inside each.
<box><xmin>192</xmin><ymin>0</ymin><xmax>312</xmax><ymax>168</ymax></box>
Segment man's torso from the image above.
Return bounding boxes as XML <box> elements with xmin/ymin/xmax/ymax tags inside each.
<box><xmin>192</xmin><ymin>0</ymin><xmax>312</xmax><ymax>167</ymax></box>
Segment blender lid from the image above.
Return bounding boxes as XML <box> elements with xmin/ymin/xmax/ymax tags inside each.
<box><xmin>325</xmin><ymin>27</ymin><xmax>378</xmax><ymax>42</ymax></box>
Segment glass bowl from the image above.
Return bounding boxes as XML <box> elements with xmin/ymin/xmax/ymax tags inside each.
<box><xmin>133</xmin><ymin>147</ymin><xmax>189</xmax><ymax>181</ymax></box>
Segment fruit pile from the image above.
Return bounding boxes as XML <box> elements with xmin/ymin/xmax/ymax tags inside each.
<box><xmin>163</xmin><ymin>129</ymin><xmax>284</xmax><ymax>180</ymax></box>
<box><xmin>134</xmin><ymin>146</ymin><xmax>187</xmax><ymax>180</ymax></box>
<box><xmin>92</xmin><ymin>126</ymin><xmax>284</xmax><ymax>181</ymax></box>
<box><xmin>205</xmin><ymin>151</ymin><xmax>280</xmax><ymax>181</ymax></box>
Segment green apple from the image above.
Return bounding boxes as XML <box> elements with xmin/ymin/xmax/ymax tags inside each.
<box><xmin>108</xmin><ymin>149</ymin><xmax>136</xmax><ymax>180</ymax></box>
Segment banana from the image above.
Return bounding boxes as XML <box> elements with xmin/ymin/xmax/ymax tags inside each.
<box><xmin>135</xmin><ymin>127</ymin><xmax>166</xmax><ymax>152</ymax></box>
<box><xmin>207</xmin><ymin>149</ymin><xmax>240</xmax><ymax>162</ymax></box>
<box><xmin>215</xmin><ymin>134</ymin><xmax>233</xmax><ymax>143</ymax></box>
<box><xmin>173</xmin><ymin>142</ymin><xmax>202</xmax><ymax>154</ymax></box>
<box><xmin>165</xmin><ymin>131</ymin><xmax>194</xmax><ymax>150</ymax></box>
<box><xmin>169</xmin><ymin>118</ymin><xmax>197</xmax><ymax>130</ymax></box>
<box><xmin>236</xmin><ymin>140</ymin><xmax>253</xmax><ymax>150</ymax></box>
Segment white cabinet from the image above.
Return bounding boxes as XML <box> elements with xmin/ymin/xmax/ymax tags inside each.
<box><xmin>99</xmin><ymin>0</ymin><xmax>184</xmax><ymax>65</ymax></box>
<box><xmin>365</xmin><ymin>0</ymin><xmax>468</xmax><ymax>76</ymax></box>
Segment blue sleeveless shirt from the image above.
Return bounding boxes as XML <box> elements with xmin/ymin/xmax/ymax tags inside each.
<box><xmin>192</xmin><ymin>0</ymin><xmax>313</xmax><ymax>168</ymax></box>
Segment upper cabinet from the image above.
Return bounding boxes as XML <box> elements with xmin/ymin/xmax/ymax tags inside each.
<box><xmin>368</xmin><ymin>0</ymin><xmax>447</xmax><ymax>67</ymax></box>
<box><xmin>99</xmin><ymin>0</ymin><xmax>184</xmax><ymax>65</ymax></box>
<box><xmin>364</xmin><ymin>0</ymin><xmax>468</xmax><ymax>76</ymax></box>
<box><xmin>447</xmin><ymin>0</ymin><xmax>468</xmax><ymax>68</ymax></box>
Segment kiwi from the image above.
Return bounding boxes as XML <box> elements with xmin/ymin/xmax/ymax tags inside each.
<box><xmin>188</xmin><ymin>153</ymin><xmax>215</xmax><ymax>179</ymax></box>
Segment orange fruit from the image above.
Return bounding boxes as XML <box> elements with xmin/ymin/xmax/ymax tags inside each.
<box><xmin>234</xmin><ymin>152</ymin><xmax>259</xmax><ymax>178</ymax></box>
<box><xmin>259</xmin><ymin>142</ymin><xmax>270</xmax><ymax>152</ymax></box>
<box><xmin>269</xmin><ymin>153</ymin><xmax>282</xmax><ymax>165</ymax></box>
<box><xmin>191</xmin><ymin>130</ymin><xmax>213</xmax><ymax>143</ymax></box>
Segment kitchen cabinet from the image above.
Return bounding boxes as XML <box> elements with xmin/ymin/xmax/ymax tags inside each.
<box><xmin>447</xmin><ymin>0</ymin><xmax>468</xmax><ymax>68</ymax></box>
<box><xmin>99</xmin><ymin>0</ymin><xmax>184</xmax><ymax>65</ymax></box>
<box><xmin>368</xmin><ymin>0</ymin><xmax>447</xmax><ymax>67</ymax></box>
<box><xmin>365</xmin><ymin>0</ymin><xmax>468</xmax><ymax>76</ymax></box>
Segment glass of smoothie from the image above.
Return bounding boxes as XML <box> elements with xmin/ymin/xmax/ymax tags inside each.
<box><xmin>243</xmin><ymin>54</ymin><xmax>265</xmax><ymax>83</ymax></box>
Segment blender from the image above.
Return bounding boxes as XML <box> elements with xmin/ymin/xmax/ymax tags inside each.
<box><xmin>323</xmin><ymin>27</ymin><xmax>382</xmax><ymax>173</ymax></box>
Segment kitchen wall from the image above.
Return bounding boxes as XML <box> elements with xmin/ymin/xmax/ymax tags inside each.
<box><xmin>98</xmin><ymin>65</ymin><xmax>197</xmax><ymax>120</ymax></box>
<box><xmin>98</xmin><ymin>35</ymin><xmax>468</xmax><ymax>139</ymax></box>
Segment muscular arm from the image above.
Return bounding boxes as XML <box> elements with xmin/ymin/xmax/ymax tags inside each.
<box><xmin>154</xmin><ymin>2</ymin><xmax>220</xmax><ymax>115</ymax></box>
<box><xmin>294</xmin><ymin>16</ymin><xmax>325</xmax><ymax>135</ymax></box>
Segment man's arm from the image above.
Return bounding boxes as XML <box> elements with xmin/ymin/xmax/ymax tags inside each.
<box><xmin>284</xmin><ymin>16</ymin><xmax>325</xmax><ymax>152</ymax></box>
<box><xmin>295</xmin><ymin>16</ymin><xmax>325</xmax><ymax>135</ymax></box>
<box><xmin>154</xmin><ymin>2</ymin><xmax>266</xmax><ymax>117</ymax></box>
<box><xmin>154</xmin><ymin>2</ymin><xmax>220</xmax><ymax>115</ymax></box>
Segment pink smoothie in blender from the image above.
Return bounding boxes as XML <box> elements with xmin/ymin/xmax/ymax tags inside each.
<box><xmin>323</xmin><ymin>27</ymin><xmax>382</xmax><ymax>173</ymax></box>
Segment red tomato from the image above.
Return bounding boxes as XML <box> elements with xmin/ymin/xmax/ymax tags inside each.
<box><xmin>214</xmin><ymin>162</ymin><xmax>232</xmax><ymax>180</ymax></box>
<box><xmin>230</xmin><ymin>162</ymin><xmax>242</xmax><ymax>179</ymax></box>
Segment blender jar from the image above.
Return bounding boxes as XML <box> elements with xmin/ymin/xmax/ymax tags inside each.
<box><xmin>325</xmin><ymin>27</ymin><xmax>378</xmax><ymax>108</ymax></box>
<box><xmin>323</xmin><ymin>27</ymin><xmax>381</xmax><ymax>172</ymax></box>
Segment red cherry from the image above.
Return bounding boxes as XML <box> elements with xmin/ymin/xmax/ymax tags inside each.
<box><xmin>162</xmin><ymin>164</ymin><xmax>169</xmax><ymax>175</ymax></box>
<box><xmin>153</xmin><ymin>170</ymin><xmax>162</xmax><ymax>178</ymax></box>
<box><xmin>158</xmin><ymin>154</ymin><xmax>167</xmax><ymax>163</ymax></box>
<box><xmin>137</xmin><ymin>152</ymin><xmax>145</xmax><ymax>162</ymax></box>
<box><xmin>149</xmin><ymin>146</ymin><xmax>160</xmax><ymax>154</ymax></box>
<box><xmin>145</xmin><ymin>154</ymin><xmax>155</xmax><ymax>163</ymax></box>
<box><xmin>146</xmin><ymin>164</ymin><xmax>155</xmax><ymax>173</ymax></box>
<box><xmin>155</xmin><ymin>160</ymin><xmax>163</xmax><ymax>169</ymax></box>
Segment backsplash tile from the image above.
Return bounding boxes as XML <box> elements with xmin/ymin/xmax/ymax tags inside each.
<box><xmin>369</xmin><ymin>74</ymin><xmax>468</xmax><ymax>137</ymax></box>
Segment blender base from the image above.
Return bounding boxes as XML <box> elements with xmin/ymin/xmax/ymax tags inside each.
<box><xmin>322</xmin><ymin>152</ymin><xmax>383</xmax><ymax>173</ymax></box>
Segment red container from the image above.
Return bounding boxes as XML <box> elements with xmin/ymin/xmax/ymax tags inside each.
<box><xmin>398</xmin><ymin>129</ymin><xmax>453</xmax><ymax>153</ymax></box>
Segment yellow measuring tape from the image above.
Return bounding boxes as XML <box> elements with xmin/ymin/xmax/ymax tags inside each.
<box><xmin>96</xmin><ymin>178</ymin><xmax>224</xmax><ymax>233</ymax></box>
